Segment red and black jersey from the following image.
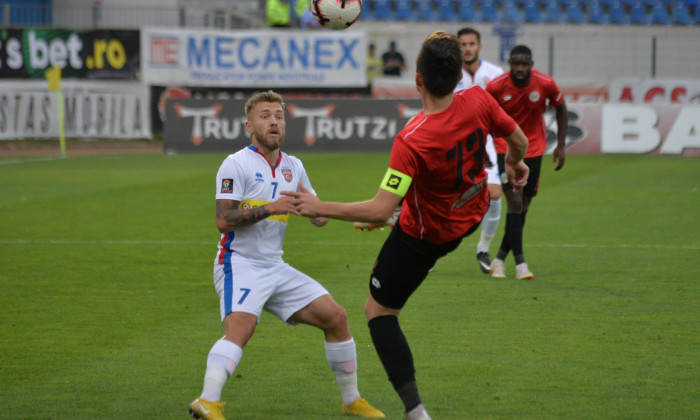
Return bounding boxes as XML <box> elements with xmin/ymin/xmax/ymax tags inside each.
<box><xmin>486</xmin><ymin>69</ymin><xmax>563</xmax><ymax>157</ymax></box>
<box><xmin>389</xmin><ymin>87</ymin><xmax>516</xmax><ymax>244</ymax></box>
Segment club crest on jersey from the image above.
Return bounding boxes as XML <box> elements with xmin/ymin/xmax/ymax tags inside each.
<box><xmin>529</xmin><ymin>91</ymin><xmax>541</xmax><ymax>102</ymax></box>
<box><xmin>282</xmin><ymin>169</ymin><xmax>293</xmax><ymax>182</ymax></box>
<box><xmin>221</xmin><ymin>179</ymin><xmax>233</xmax><ymax>193</ymax></box>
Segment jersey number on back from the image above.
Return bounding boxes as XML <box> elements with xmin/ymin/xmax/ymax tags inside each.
<box><xmin>445</xmin><ymin>129</ymin><xmax>486</xmax><ymax>191</ymax></box>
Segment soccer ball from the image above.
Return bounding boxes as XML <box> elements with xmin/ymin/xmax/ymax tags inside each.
<box><xmin>311</xmin><ymin>0</ymin><xmax>362</xmax><ymax>30</ymax></box>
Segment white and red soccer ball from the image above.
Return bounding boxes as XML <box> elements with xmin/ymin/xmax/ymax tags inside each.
<box><xmin>311</xmin><ymin>0</ymin><xmax>362</xmax><ymax>30</ymax></box>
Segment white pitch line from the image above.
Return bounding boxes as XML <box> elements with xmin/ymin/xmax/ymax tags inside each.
<box><xmin>0</xmin><ymin>239</ymin><xmax>698</xmax><ymax>251</ymax></box>
<box><xmin>0</xmin><ymin>156</ymin><xmax>67</xmax><ymax>166</ymax></box>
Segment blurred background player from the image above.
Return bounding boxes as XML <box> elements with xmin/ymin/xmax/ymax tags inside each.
<box><xmin>265</xmin><ymin>0</ymin><xmax>291</xmax><ymax>27</ymax></box>
<box><xmin>188</xmin><ymin>91</ymin><xmax>385</xmax><ymax>420</ymax></box>
<box><xmin>284</xmin><ymin>31</ymin><xmax>528</xmax><ymax>420</ymax></box>
<box><xmin>454</xmin><ymin>27</ymin><xmax>505</xmax><ymax>275</ymax></box>
<box><xmin>366</xmin><ymin>43</ymin><xmax>382</xmax><ymax>87</ymax></box>
<box><xmin>485</xmin><ymin>45</ymin><xmax>568</xmax><ymax>280</ymax></box>
<box><xmin>381</xmin><ymin>40</ymin><xmax>407</xmax><ymax>77</ymax></box>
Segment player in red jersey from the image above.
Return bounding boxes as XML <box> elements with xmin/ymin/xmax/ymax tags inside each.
<box><xmin>485</xmin><ymin>44</ymin><xmax>568</xmax><ymax>280</ymax></box>
<box><xmin>283</xmin><ymin>31</ymin><xmax>529</xmax><ymax>420</ymax></box>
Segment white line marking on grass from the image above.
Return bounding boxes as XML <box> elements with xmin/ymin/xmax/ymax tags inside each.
<box><xmin>0</xmin><ymin>156</ymin><xmax>66</xmax><ymax>166</ymax></box>
<box><xmin>0</xmin><ymin>239</ymin><xmax>698</xmax><ymax>251</ymax></box>
<box><xmin>0</xmin><ymin>155</ymin><xmax>125</xmax><ymax>166</ymax></box>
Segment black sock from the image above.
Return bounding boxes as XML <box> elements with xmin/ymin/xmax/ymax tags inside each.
<box><xmin>497</xmin><ymin>232</ymin><xmax>510</xmax><ymax>260</ymax></box>
<box><xmin>505</xmin><ymin>212</ymin><xmax>524</xmax><ymax>259</ymax></box>
<box><xmin>368</xmin><ymin>315</ymin><xmax>421</xmax><ymax>410</ymax></box>
<box><xmin>514</xmin><ymin>211</ymin><xmax>528</xmax><ymax>264</ymax></box>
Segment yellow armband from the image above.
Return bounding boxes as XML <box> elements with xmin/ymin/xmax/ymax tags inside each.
<box><xmin>380</xmin><ymin>168</ymin><xmax>412</xmax><ymax>197</ymax></box>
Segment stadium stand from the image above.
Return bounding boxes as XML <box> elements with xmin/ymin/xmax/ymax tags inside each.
<box><xmin>588</xmin><ymin>2</ymin><xmax>608</xmax><ymax>23</ymax></box>
<box><xmin>630</xmin><ymin>1</ymin><xmax>651</xmax><ymax>24</ymax></box>
<box><xmin>370</xmin><ymin>0</ymin><xmax>697</xmax><ymax>26</ymax></box>
<box><xmin>437</xmin><ymin>0</ymin><xmax>460</xmax><ymax>21</ymax></box>
<box><xmin>523</xmin><ymin>0</ymin><xmax>543</xmax><ymax>22</ymax></box>
<box><xmin>608</xmin><ymin>2</ymin><xmax>631</xmax><ymax>24</ymax></box>
<box><xmin>457</xmin><ymin>0</ymin><xmax>479</xmax><ymax>21</ymax></box>
<box><xmin>481</xmin><ymin>0</ymin><xmax>501</xmax><ymax>22</ymax></box>
<box><xmin>565</xmin><ymin>0</ymin><xmax>586</xmax><ymax>23</ymax></box>
<box><xmin>543</xmin><ymin>2</ymin><xmax>565</xmax><ymax>23</ymax></box>
<box><xmin>3</xmin><ymin>0</ymin><xmax>696</xmax><ymax>27</ymax></box>
<box><xmin>672</xmin><ymin>1</ymin><xmax>694</xmax><ymax>24</ymax></box>
<box><xmin>503</xmin><ymin>0</ymin><xmax>522</xmax><ymax>23</ymax></box>
<box><xmin>419</xmin><ymin>0</ymin><xmax>439</xmax><ymax>22</ymax></box>
<box><xmin>371</xmin><ymin>0</ymin><xmax>394</xmax><ymax>21</ymax></box>
<box><xmin>395</xmin><ymin>0</ymin><xmax>417</xmax><ymax>21</ymax></box>
<box><xmin>650</xmin><ymin>3</ymin><xmax>672</xmax><ymax>24</ymax></box>
<box><xmin>0</xmin><ymin>0</ymin><xmax>52</xmax><ymax>26</ymax></box>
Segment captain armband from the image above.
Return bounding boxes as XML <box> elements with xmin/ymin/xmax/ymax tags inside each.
<box><xmin>379</xmin><ymin>168</ymin><xmax>412</xmax><ymax>197</ymax></box>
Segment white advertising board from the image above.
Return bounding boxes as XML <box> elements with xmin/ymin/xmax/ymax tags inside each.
<box><xmin>0</xmin><ymin>81</ymin><xmax>151</xmax><ymax>140</ymax></box>
<box><xmin>141</xmin><ymin>28</ymin><xmax>367</xmax><ymax>88</ymax></box>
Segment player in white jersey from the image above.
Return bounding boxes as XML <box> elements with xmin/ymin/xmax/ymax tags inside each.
<box><xmin>455</xmin><ymin>27</ymin><xmax>505</xmax><ymax>275</ymax></box>
<box><xmin>189</xmin><ymin>91</ymin><xmax>385</xmax><ymax>420</ymax></box>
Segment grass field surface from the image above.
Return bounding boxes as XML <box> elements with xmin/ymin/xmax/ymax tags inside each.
<box><xmin>1</xmin><ymin>152</ymin><xmax>698</xmax><ymax>419</ymax></box>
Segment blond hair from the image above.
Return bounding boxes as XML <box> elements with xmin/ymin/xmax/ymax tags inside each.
<box><xmin>244</xmin><ymin>90</ymin><xmax>285</xmax><ymax>116</ymax></box>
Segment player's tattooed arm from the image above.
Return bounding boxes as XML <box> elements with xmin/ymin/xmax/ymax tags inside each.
<box><xmin>216</xmin><ymin>199</ymin><xmax>270</xmax><ymax>232</ymax></box>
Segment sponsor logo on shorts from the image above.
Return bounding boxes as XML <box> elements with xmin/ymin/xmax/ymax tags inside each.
<box><xmin>371</xmin><ymin>277</ymin><xmax>381</xmax><ymax>288</ymax></box>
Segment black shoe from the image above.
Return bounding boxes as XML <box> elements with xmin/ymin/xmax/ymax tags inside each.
<box><xmin>476</xmin><ymin>252</ymin><xmax>491</xmax><ymax>274</ymax></box>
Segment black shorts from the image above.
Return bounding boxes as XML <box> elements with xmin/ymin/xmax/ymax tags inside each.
<box><xmin>497</xmin><ymin>154</ymin><xmax>542</xmax><ymax>198</ymax></box>
<box><xmin>369</xmin><ymin>222</ymin><xmax>477</xmax><ymax>309</ymax></box>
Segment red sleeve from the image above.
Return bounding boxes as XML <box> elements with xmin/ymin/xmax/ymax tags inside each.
<box><xmin>486</xmin><ymin>79</ymin><xmax>508</xmax><ymax>155</ymax></box>
<box><xmin>485</xmin><ymin>81</ymin><xmax>497</xmax><ymax>99</ymax></box>
<box><xmin>546</xmin><ymin>78</ymin><xmax>564</xmax><ymax>108</ymax></box>
<box><xmin>486</xmin><ymin>93</ymin><xmax>516</xmax><ymax>138</ymax></box>
<box><xmin>388</xmin><ymin>130</ymin><xmax>420</xmax><ymax>179</ymax></box>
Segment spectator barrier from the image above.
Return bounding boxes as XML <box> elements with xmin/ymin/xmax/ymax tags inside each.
<box><xmin>162</xmin><ymin>97</ymin><xmax>700</xmax><ymax>156</ymax></box>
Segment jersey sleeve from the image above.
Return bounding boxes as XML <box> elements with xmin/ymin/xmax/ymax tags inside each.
<box><xmin>215</xmin><ymin>156</ymin><xmax>246</xmax><ymax>201</ymax></box>
<box><xmin>294</xmin><ymin>159</ymin><xmax>317</xmax><ymax>197</ymax></box>
<box><xmin>483</xmin><ymin>91</ymin><xmax>517</xmax><ymax>138</ymax></box>
<box><xmin>546</xmin><ymin>78</ymin><xmax>564</xmax><ymax>108</ymax></box>
<box><xmin>383</xmin><ymin>134</ymin><xmax>417</xmax><ymax>197</ymax></box>
<box><xmin>485</xmin><ymin>77</ymin><xmax>499</xmax><ymax>97</ymax></box>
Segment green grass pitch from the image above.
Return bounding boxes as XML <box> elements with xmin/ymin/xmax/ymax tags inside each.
<box><xmin>1</xmin><ymin>152</ymin><xmax>698</xmax><ymax>419</ymax></box>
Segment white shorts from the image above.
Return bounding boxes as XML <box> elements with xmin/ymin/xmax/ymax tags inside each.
<box><xmin>485</xmin><ymin>135</ymin><xmax>500</xmax><ymax>185</ymax></box>
<box><xmin>213</xmin><ymin>258</ymin><xmax>328</xmax><ymax>324</ymax></box>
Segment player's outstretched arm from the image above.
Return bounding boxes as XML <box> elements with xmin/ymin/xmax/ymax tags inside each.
<box><xmin>215</xmin><ymin>198</ymin><xmax>299</xmax><ymax>233</ymax></box>
<box><xmin>282</xmin><ymin>185</ymin><xmax>401</xmax><ymax>223</ymax></box>
<box><xmin>503</xmin><ymin>125</ymin><xmax>529</xmax><ymax>191</ymax></box>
